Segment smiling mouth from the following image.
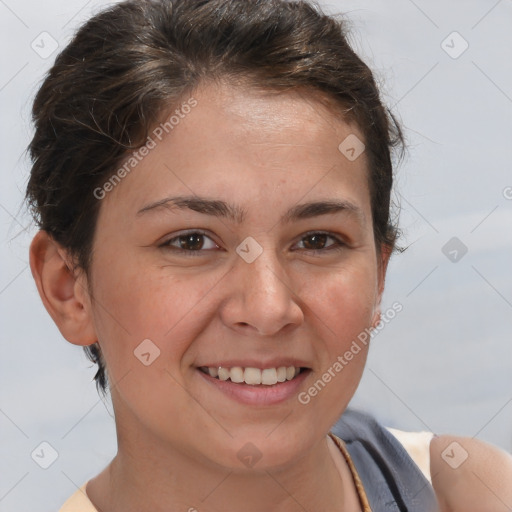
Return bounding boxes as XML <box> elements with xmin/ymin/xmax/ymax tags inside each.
<box><xmin>199</xmin><ymin>366</ymin><xmax>308</xmax><ymax>386</ymax></box>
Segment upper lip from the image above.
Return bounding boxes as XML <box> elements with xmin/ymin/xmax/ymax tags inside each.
<box><xmin>196</xmin><ymin>359</ymin><xmax>311</xmax><ymax>369</ymax></box>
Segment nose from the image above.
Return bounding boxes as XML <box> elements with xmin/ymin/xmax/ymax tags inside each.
<box><xmin>219</xmin><ymin>245</ymin><xmax>304</xmax><ymax>337</ymax></box>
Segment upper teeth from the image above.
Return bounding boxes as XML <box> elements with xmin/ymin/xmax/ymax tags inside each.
<box><xmin>202</xmin><ymin>366</ymin><xmax>301</xmax><ymax>385</ymax></box>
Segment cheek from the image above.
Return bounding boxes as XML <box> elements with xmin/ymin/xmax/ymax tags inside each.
<box><xmin>87</xmin><ymin>263</ymin><xmax>224</xmax><ymax>430</ymax></box>
<box><xmin>303</xmin><ymin>261</ymin><xmax>377</xmax><ymax>345</ymax></box>
<box><xmin>295</xmin><ymin>265</ymin><xmax>376</xmax><ymax>427</ymax></box>
<box><xmin>88</xmin><ymin>256</ymin><xmax>224</xmax><ymax>381</ymax></box>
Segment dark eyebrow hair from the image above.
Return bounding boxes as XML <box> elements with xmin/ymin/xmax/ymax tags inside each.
<box><xmin>136</xmin><ymin>195</ymin><xmax>365</xmax><ymax>226</ymax></box>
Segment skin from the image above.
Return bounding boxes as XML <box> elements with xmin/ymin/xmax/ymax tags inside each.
<box><xmin>29</xmin><ymin>81</ymin><xmax>512</xmax><ymax>511</ymax></box>
<box><xmin>430</xmin><ymin>435</ymin><xmax>512</xmax><ymax>512</ymax></box>
<box><xmin>31</xmin><ymin>82</ymin><xmax>382</xmax><ymax>512</ymax></box>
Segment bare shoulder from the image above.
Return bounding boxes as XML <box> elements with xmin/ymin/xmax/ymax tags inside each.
<box><xmin>429</xmin><ymin>434</ymin><xmax>512</xmax><ymax>512</ymax></box>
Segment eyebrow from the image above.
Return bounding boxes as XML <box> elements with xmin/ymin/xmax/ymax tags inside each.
<box><xmin>136</xmin><ymin>195</ymin><xmax>365</xmax><ymax>226</ymax></box>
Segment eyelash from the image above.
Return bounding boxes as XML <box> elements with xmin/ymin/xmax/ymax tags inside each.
<box><xmin>160</xmin><ymin>230</ymin><xmax>347</xmax><ymax>256</ymax></box>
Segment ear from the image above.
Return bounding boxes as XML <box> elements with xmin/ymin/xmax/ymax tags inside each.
<box><xmin>29</xmin><ymin>230</ymin><xmax>97</xmax><ymax>346</ymax></box>
<box><xmin>371</xmin><ymin>243</ymin><xmax>392</xmax><ymax>328</ymax></box>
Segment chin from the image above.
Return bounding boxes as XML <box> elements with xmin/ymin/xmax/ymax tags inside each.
<box><xmin>206</xmin><ymin>428</ymin><xmax>315</xmax><ymax>474</ymax></box>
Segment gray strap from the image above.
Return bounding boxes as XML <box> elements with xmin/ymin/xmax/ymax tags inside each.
<box><xmin>331</xmin><ymin>409</ymin><xmax>438</xmax><ymax>512</ymax></box>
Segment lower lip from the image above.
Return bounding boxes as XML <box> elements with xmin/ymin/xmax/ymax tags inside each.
<box><xmin>196</xmin><ymin>368</ymin><xmax>311</xmax><ymax>406</ymax></box>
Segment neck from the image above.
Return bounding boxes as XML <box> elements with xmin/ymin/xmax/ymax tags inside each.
<box><xmin>88</xmin><ymin>424</ymin><xmax>353</xmax><ymax>512</ymax></box>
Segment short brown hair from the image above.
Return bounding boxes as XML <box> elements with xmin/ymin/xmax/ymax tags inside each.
<box><xmin>26</xmin><ymin>0</ymin><xmax>404</xmax><ymax>395</ymax></box>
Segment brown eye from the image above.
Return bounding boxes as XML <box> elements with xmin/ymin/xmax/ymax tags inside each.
<box><xmin>178</xmin><ymin>233</ymin><xmax>205</xmax><ymax>250</ymax></box>
<box><xmin>296</xmin><ymin>232</ymin><xmax>345</xmax><ymax>253</ymax></box>
<box><xmin>162</xmin><ymin>231</ymin><xmax>219</xmax><ymax>254</ymax></box>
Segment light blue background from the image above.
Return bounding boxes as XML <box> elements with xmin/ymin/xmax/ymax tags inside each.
<box><xmin>1</xmin><ymin>1</ymin><xmax>511</xmax><ymax>510</ymax></box>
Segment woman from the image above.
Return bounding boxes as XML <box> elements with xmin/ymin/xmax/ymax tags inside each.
<box><xmin>26</xmin><ymin>0</ymin><xmax>512</xmax><ymax>510</ymax></box>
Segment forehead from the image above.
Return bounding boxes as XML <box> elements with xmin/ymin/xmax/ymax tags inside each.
<box><xmin>190</xmin><ymin>81</ymin><xmax>362</xmax><ymax>158</ymax></box>
<box><xmin>100</xmin><ymin>81</ymin><xmax>371</xmax><ymax>222</ymax></box>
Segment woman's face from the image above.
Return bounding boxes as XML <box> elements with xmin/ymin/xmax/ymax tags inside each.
<box><xmin>85</xmin><ymin>82</ymin><xmax>388</xmax><ymax>470</ymax></box>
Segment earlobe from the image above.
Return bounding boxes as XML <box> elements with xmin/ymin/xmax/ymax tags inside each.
<box><xmin>371</xmin><ymin>309</ymin><xmax>381</xmax><ymax>329</ymax></box>
<box><xmin>29</xmin><ymin>230</ymin><xmax>97</xmax><ymax>346</ymax></box>
<box><xmin>372</xmin><ymin>244</ymin><xmax>392</xmax><ymax>327</ymax></box>
<box><xmin>377</xmin><ymin>243</ymin><xmax>392</xmax><ymax>293</ymax></box>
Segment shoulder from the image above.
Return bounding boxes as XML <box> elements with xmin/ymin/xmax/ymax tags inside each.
<box><xmin>59</xmin><ymin>482</ymin><xmax>98</xmax><ymax>512</ymax></box>
<box><xmin>430</xmin><ymin>434</ymin><xmax>512</xmax><ymax>512</ymax></box>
